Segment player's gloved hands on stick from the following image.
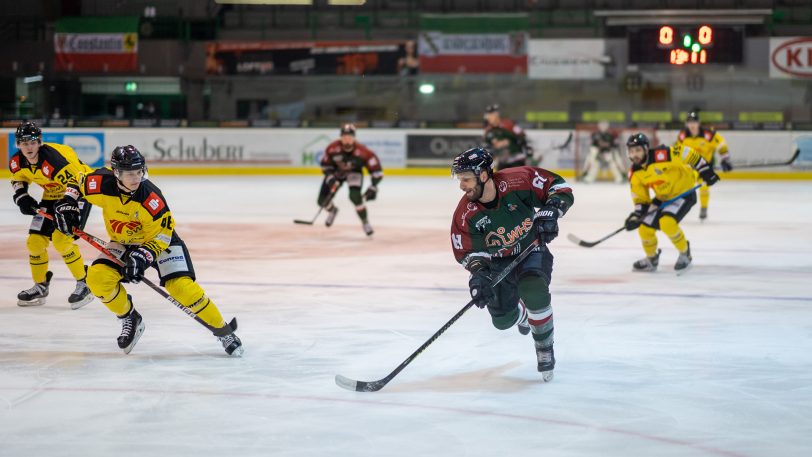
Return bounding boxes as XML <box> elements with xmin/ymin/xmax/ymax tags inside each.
<box><xmin>54</xmin><ymin>196</ymin><xmax>81</xmax><ymax>235</ymax></box>
<box><xmin>469</xmin><ymin>270</ymin><xmax>495</xmax><ymax>309</ymax></box>
<box><xmin>696</xmin><ymin>162</ymin><xmax>720</xmax><ymax>186</ymax></box>
<box><xmin>624</xmin><ymin>212</ymin><xmax>643</xmax><ymax>231</ymax></box>
<box><xmin>533</xmin><ymin>202</ymin><xmax>564</xmax><ymax>244</ymax></box>
<box><xmin>363</xmin><ymin>185</ymin><xmax>377</xmax><ymax>201</ymax></box>
<box><xmin>720</xmin><ymin>156</ymin><xmax>733</xmax><ymax>172</ymax></box>
<box><xmin>14</xmin><ymin>193</ymin><xmax>39</xmax><ymax>216</ymax></box>
<box><xmin>123</xmin><ymin>247</ymin><xmax>154</xmax><ymax>284</ymax></box>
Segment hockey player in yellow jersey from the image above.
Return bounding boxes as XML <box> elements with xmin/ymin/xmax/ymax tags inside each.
<box><xmin>53</xmin><ymin>145</ymin><xmax>243</xmax><ymax>356</ymax></box>
<box><xmin>8</xmin><ymin>121</ymin><xmax>94</xmax><ymax>308</ymax></box>
<box><xmin>673</xmin><ymin>111</ymin><xmax>732</xmax><ymax>221</ymax></box>
<box><xmin>623</xmin><ymin>133</ymin><xmax>720</xmax><ymax>273</ymax></box>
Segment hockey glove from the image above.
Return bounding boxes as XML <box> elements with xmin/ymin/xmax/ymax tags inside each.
<box><xmin>533</xmin><ymin>199</ymin><xmax>567</xmax><ymax>244</ymax></box>
<box><xmin>696</xmin><ymin>162</ymin><xmax>720</xmax><ymax>186</ymax></box>
<box><xmin>720</xmin><ymin>155</ymin><xmax>733</xmax><ymax>172</ymax></box>
<box><xmin>469</xmin><ymin>270</ymin><xmax>495</xmax><ymax>309</ymax></box>
<box><xmin>54</xmin><ymin>196</ymin><xmax>81</xmax><ymax>235</ymax></box>
<box><xmin>624</xmin><ymin>212</ymin><xmax>643</xmax><ymax>231</ymax></box>
<box><xmin>14</xmin><ymin>192</ymin><xmax>39</xmax><ymax>216</ymax></box>
<box><xmin>123</xmin><ymin>247</ymin><xmax>154</xmax><ymax>284</ymax></box>
<box><xmin>363</xmin><ymin>185</ymin><xmax>378</xmax><ymax>201</ymax></box>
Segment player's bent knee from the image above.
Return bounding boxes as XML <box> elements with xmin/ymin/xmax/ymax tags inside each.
<box><xmin>50</xmin><ymin>231</ymin><xmax>76</xmax><ymax>255</ymax></box>
<box><xmin>86</xmin><ymin>263</ymin><xmax>121</xmax><ymax>297</ymax></box>
<box><xmin>26</xmin><ymin>234</ymin><xmax>50</xmax><ymax>255</ymax></box>
<box><xmin>518</xmin><ymin>276</ymin><xmax>551</xmax><ymax>310</ymax></box>
<box><xmin>659</xmin><ymin>215</ymin><xmax>680</xmax><ymax>234</ymax></box>
<box><xmin>164</xmin><ymin>276</ymin><xmax>204</xmax><ymax>306</ymax></box>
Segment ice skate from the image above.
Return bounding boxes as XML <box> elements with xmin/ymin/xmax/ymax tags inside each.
<box><xmin>68</xmin><ymin>267</ymin><xmax>93</xmax><ymax>310</ymax></box>
<box><xmin>17</xmin><ymin>271</ymin><xmax>53</xmax><ymax>307</ymax></box>
<box><xmin>632</xmin><ymin>249</ymin><xmax>661</xmax><ymax>272</ymax></box>
<box><xmin>536</xmin><ymin>346</ymin><xmax>555</xmax><ymax>382</ymax></box>
<box><xmin>117</xmin><ymin>298</ymin><xmax>145</xmax><ymax>354</ymax></box>
<box><xmin>674</xmin><ymin>242</ymin><xmax>692</xmax><ymax>275</ymax></box>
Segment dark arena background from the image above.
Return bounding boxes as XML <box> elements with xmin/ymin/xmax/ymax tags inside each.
<box><xmin>1</xmin><ymin>1</ymin><xmax>811</xmax><ymax>456</ymax></box>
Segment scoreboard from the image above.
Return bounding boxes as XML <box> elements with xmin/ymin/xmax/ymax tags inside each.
<box><xmin>628</xmin><ymin>25</ymin><xmax>744</xmax><ymax>65</ymax></box>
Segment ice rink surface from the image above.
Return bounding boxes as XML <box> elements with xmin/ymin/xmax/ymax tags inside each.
<box><xmin>1</xmin><ymin>175</ymin><xmax>811</xmax><ymax>457</ymax></box>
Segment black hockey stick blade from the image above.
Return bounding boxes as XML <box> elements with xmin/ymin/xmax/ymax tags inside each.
<box><xmin>567</xmin><ymin>227</ymin><xmax>625</xmax><ymax>248</ymax></box>
<box><xmin>293</xmin><ymin>219</ymin><xmax>316</xmax><ymax>225</ymax></box>
<box><xmin>731</xmin><ymin>149</ymin><xmax>800</xmax><ymax>169</ymax></box>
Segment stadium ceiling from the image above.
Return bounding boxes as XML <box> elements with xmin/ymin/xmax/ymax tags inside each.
<box><xmin>215</xmin><ymin>0</ymin><xmax>366</xmax><ymax>4</ymax></box>
<box><xmin>594</xmin><ymin>9</ymin><xmax>772</xmax><ymax>26</ymax></box>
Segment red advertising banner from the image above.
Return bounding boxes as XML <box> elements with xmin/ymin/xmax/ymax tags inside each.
<box><xmin>418</xmin><ymin>32</ymin><xmax>528</xmax><ymax>74</ymax></box>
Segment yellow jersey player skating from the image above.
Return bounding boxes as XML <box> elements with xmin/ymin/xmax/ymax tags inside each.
<box><xmin>623</xmin><ymin>133</ymin><xmax>720</xmax><ymax>273</ymax></box>
<box><xmin>9</xmin><ymin>120</ymin><xmax>94</xmax><ymax>309</ymax></box>
<box><xmin>673</xmin><ymin>111</ymin><xmax>732</xmax><ymax>221</ymax></box>
<box><xmin>53</xmin><ymin>145</ymin><xmax>243</xmax><ymax>356</ymax></box>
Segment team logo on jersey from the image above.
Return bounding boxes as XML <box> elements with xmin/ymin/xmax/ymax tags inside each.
<box><xmin>451</xmin><ymin>233</ymin><xmax>463</xmax><ymax>250</ymax></box>
<box><xmin>86</xmin><ymin>175</ymin><xmax>102</xmax><ymax>194</ymax></box>
<box><xmin>485</xmin><ymin>218</ymin><xmax>533</xmax><ymax>248</ymax></box>
<box><xmin>532</xmin><ymin>171</ymin><xmax>547</xmax><ymax>190</ymax></box>
<box><xmin>110</xmin><ymin>220</ymin><xmax>142</xmax><ymax>235</ymax></box>
<box><xmin>41</xmin><ymin>160</ymin><xmax>54</xmax><ymax>179</ymax></box>
<box><xmin>498</xmin><ymin>181</ymin><xmax>508</xmax><ymax>193</ymax></box>
<box><xmin>655</xmin><ymin>150</ymin><xmax>668</xmax><ymax>163</ymax></box>
<box><xmin>10</xmin><ymin>157</ymin><xmax>21</xmax><ymax>173</ymax></box>
<box><xmin>142</xmin><ymin>192</ymin><xmax>166</xmax><ymax>216</ymax></box>
<box><xmin>475</xmin><ymin>216</ymin><xmax>492</xmax><ymax>231</ymax></box>
<box><xmin>507</xmin><ymin>203</ymin><xmax>518</xmax><ymax>211</ymax></box>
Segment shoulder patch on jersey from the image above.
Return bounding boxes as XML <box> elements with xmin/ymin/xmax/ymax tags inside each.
<box><xmin>85</xmin><ymin>174</ymin><xmax>103</xmax><ymax>194</ymax></box>
<box><xmin>704</xmin><ymin>129</ymin><xmax>715</xmax><ymax>141</ymax></box>
<box><xmin>9</xmin><ymin>155</ymin><xmax>21</xmax><ymax>173</ymax></box>
<box><xmin>654</xmin><ymin>148</ymin><xmax>669</xmax><ymax>163</ymax></box>
<box><xmin>498</xmin><ymin>180</ymin><xmax>508</xmax><ymax>193</ymax></box>
<box><xmin>41</xmin><ymin>160</ymin><xmax>55</xmax><ymax>179</ymax></box>
<box><xmin>142</xmin><ymin>191</ymin><xmax>166</xmax><ymax>217</ymax></box>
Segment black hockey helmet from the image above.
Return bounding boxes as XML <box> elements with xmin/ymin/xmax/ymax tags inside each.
<box><xmin>15</xmin><ymin>120</ymin><xmax>42</xmax><ymax>143</ymax></box>
<box><xmin>452</xmin><ymin>147</ymin><xmax>494</xmax><ymax>177</ymax></box>
<box><xmin>626</xmin><ymin>133</ymin><xmax>650</xmax><ymax>150</ymax></box>
<box><xmin>484</xmin><ymin>104</ymin><xmax>500</xmax><ymax>114</ymax></box>
<box><xmin>686</xmin><ymin>111</ymin><xmax>700</xmax><ymax>122</ymax></box>
<box><xmin>111</xmin><ymin>145</ymin><xmax>148</xmax><ymax>178</ymax></box>
<box><xmin>339</xmin><ymin>123</ymin><xmax>356</xmax><ymax>136</ymax></box>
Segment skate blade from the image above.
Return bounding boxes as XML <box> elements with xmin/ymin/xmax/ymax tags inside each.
<box><xmin>675</xmin><ymin>263</ymin><xmax>693</xmax><ymax>276</ymax></box>
<box><xmin>17</xmin><ymin>297</ymin><xmax>46</xmax><ymax>307</ymax></box>
<box><xmin>122</xmin><ymin>322</ymin><xmax>145</xmax><ymax>355</ymax></box>
<box><xmin>69</xmin><ymin>294</ymin><xmax>94</xmax><ymax>310</ymax></box>
<box><xmin>227</xmin><ymin>345</ymin><xmax>244</xmax><ymax>357</ymax></box>
<box><xmin>542</xmin><ymin>371</ymin><xmax>554</xmax><ymax>382</ymax></box>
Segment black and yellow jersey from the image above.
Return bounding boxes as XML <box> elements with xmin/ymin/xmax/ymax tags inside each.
<box><xmin>629</xmin><ymin>144</ymin><xmax>705</xmax><ymax>206</ymax></box>
<box><xmin>673</xmin><ymin>127</ymin><xmax>729</xmax><ymax>164</ymax></box>
<box><xmin>8</xmin><ymin>143</ymin><xmax>93</xmax><ymax>201</ymax></box>
<box><xmin>79</xmin><ymin>168</ymin><xmax>176</xmax><ymax>257</ymax></box>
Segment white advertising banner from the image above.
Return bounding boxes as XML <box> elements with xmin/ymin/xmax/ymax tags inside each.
<box><xmin>528</xmin><ymin>39</ymin><xmax>606</xmax><ymax>80</ymax></box>
<box><xmin>769</xmin><ymin>37</ymin><xmax>812</xmax><ymax>79</ymax></box>
<box><xmin>105</xmin><ymin>129</ymin><xmax>408</xmax><ymax>168</ymax></box>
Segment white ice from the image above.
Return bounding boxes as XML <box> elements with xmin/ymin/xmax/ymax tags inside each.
<box><xmin>1</xmin><ymin>176</ymin><xmax>811</xmax><ymax>457</ymax></box>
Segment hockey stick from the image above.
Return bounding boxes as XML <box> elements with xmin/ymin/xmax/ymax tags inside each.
<box><xmin>335</xmin><ymin>239</ymin><xmax>541</xmax><ymax>392</ymax></box>
<box><xmin>39</xmin><ymin>211</ymin><xmax>237</xmax><ymax>336</ymax></box>
<box><xmin>729</xmin><ymin>149</ymin><xmax>799</xmax><ymax>169</ymax></box>
<box><xmin>294</xmin><ymin>180</ymin><xmax>340</xmax><ymax>225</ymax></box>
<box><xmin>567</xmin><ymin>183</ymin><xmax>702</xmax><ymax>248</ymax></box>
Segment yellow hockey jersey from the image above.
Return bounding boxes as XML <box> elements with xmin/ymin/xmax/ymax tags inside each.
<box><xmin>8</xmin><ymin>143</ymin><xmax>93</xmax><ymax>201</ymax></box>
<box><xmin>629</xmin><ymin>144</ymin><xmax>705</xmax><ymax>206</ymax></box>
<box><xmin>673</xmin><ymin>127</ymin><xmax>729</xmax><ymax>164</ymax></box>
<box><xmin>78</xmin><ymin>168</ymin><xmax>176</xmax><ymax>257</ymax></box>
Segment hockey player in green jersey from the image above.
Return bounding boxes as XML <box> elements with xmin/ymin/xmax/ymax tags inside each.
<box><xmin>450</xmin><ymin>147</ymin><xmax>573</xmax><ymax>381</ymax></box>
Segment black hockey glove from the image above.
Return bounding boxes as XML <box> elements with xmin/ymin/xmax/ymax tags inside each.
<box><xmin>720</xmin><ymin>156</ymin><xmax>733</xmax><ymax>172</ymax></box>
<box><xmin>624</xmin><ymin>212</ymin><xmax>643</xmax><ymax>231</ymax></box>
<box><xmin>696</xmin><ymin>162</ymin><xmax>720</xmax><ymax>186</ymax></box>
<box><xmin>123</xmin><ymin>247</ymin><xmax>154</xmax><ymax>284</ymax></box>
<box><xmin>469</xmin><ymin>270</ymin><xmax>495</xmax><ymax>309</ymax></box>
<box><xmin>533</xmin><ymin>199</ymin><xmax>567</xmax><ymax>244</ymax></box>
<box><xmin>54</xmin><ymin>196</ymin><xmax>81</xmax><ymax>235</ymax></box>
<box><xmin>14</xmin><ymin>192</ymin><xmax>39</xmax><ymax>216</ymax></box>
<box><xmin>363</xmin><ymin>185</ymin><xmax>378</xmax><ymax>201</ymax></box>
